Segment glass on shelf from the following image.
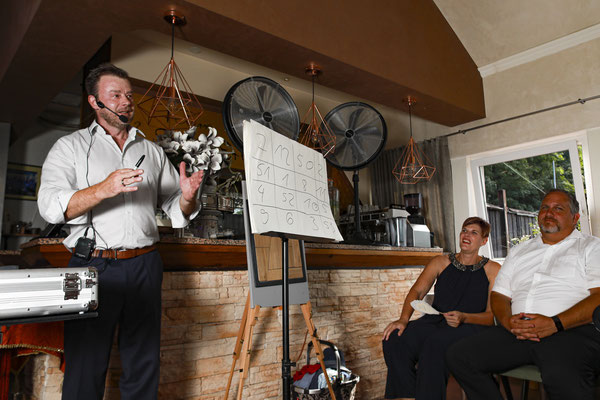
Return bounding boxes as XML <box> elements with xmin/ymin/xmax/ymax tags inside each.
<box><xmin>328</xmin><ymin>179</ymin><xmax>340</xmax><ymax>222</ymax></box>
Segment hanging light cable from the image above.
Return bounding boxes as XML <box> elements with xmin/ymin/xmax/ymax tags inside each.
<box><xmin>392</xmin><ymin>96</ymin><xmax>436</xmax><ymax>184</ymax></box>
<box><xmin>299</xmin><ymin>63</ymin><xmax>336</xmax><ymax>156</ymax></box>
<box><xmin>136</xmin><ymin>10</ymin><xmax>203</xmax><ymax>130</ymax></box>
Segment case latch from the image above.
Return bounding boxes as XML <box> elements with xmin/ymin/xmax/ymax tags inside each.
<box><xmin>64</xmin><ymin>273</ymin><xmax>81</xmax><ymax>300</ymax></box>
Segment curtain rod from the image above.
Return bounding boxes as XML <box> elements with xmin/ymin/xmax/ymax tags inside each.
<box><xmin>443</xmin><ymin>94</ymin><xmax>600</xmax><ymax>139</ymax></box>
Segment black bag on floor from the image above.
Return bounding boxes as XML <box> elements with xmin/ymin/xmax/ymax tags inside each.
<box><xmin>293</xmin><ymin>340</ymin><xmax>360</xmax><ymax>400</ymax></box>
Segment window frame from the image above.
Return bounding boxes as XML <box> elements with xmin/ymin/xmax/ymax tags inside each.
<box><xmin>469</xmin><ymin>136</ymin><xmax>590</xmax><ymax>259</ymax></box>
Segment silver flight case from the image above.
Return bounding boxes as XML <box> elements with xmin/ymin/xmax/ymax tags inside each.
<box><xmin>0</xmin><ymin>267</ymin><xmax>98</xmax><ymax>319</ymax></box>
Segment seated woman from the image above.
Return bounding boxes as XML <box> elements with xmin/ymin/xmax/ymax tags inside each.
<box><xmin>381</xmin><ymin>216</ymin><xmax>500</xmax><ymax>400</ymax></box>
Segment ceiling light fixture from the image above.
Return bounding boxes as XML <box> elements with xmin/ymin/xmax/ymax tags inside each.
<box><xmin>392</xmin><ymin>96</ymin><xmax>436</xmax><ymax>184</ymax></box>
<box><xmin>136</xmin><ymin>10</ymin><xmax>203</xmax><ymax>130</ymax></box>
<box><xmin>298</xmin><ymin>63</ymin><xmax>336</xmax><ymax>157</ymax></box>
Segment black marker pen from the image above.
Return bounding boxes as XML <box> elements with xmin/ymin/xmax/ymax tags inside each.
<box><xmin>135</xmin><ymin>155</ymin><xmax>145</xmax><ymax>168</ymax></box>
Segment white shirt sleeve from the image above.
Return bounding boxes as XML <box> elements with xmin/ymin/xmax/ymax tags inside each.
<box><xmin>37</xmin><ymin>137</ymin><xmax>89</xmax><ymax>225</ymax></box>
<box><xmin>492</xmin><ymin>245</ymin><xmax>520</xmax><ymax>299</ymax></box>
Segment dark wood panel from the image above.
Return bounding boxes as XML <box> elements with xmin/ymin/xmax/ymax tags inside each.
<box><xmin>306</xmin><ymin>248</ymin><xmax>442</xmax><ymax>268</ymax></box>
<box><xmin>19</xmin><ymin>240</ymin><xmax>441</xmax><ymax>270</ymax></box>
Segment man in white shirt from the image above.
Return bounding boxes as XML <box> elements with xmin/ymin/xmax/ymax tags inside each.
<box><xmin>37</xmin><ymin>63</ymin><xmax>204</xmax><ymax>400</ymax></box>
<box><xmin>447</xmin><ymin>189</ymin><xmax>600</xmax><ymax>399</ymax></box>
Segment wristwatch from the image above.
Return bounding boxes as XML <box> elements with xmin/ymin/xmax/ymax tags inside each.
<box><xmin>552</xmin><ymin>315</ymin><xmax>564</xmax><ymax>332</ymax></box>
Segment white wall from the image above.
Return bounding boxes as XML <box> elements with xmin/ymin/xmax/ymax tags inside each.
<box><xmin>449</xmin><ymin>36</ymin><xmax>600</xmax><ymax>247</ymax></box>
<box><xmin>586</xmin><ymin>127</ymin><xmax>600</xmax><ymax>234</ymax></box>
<box><xmin>3</xmin><ymin>122</ymin><xmax>67</xmax><ymax>244</ymax></box>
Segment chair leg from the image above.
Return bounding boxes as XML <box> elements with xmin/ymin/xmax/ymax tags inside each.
<box><xmin>500</xmin><ymin>375</ymin><xmax>514</xmax><ymax>400</ymax></box>
<box><xmin>521</xmin><ymin>380</ymin><xmax>529</xmax><ymax>400</ymax></box>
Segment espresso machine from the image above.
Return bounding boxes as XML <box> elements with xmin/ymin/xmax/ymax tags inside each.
<box><xmin>381</xmin><ymin>208</ymin><xmax>410</xmax><ymax>246</ymax></box>
<box><xmin>404</xmin><ymin>193</ymin><xmax>432</xmax><ymax>247</ymax></box>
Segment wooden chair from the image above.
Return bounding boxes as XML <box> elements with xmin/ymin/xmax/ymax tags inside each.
<box><xmin>499</xmin><ymin>307</ymin><xmax>600</xmax><ymax>400</ymax></box>
<box><xmin>499</xmin><ymin>364</ymin><xmax>600</xmax><ymax>400</ymax></box>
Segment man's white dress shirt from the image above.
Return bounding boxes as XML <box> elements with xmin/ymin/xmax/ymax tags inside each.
<box><xmin>493</xmin><ymin>229</ymin><xmax>600</xmax><ymax>316</ymax></box>
<box><xmin>38</xmin><ymin>121</ymin><xmax>199</xmax><ymax>250</ymax></box>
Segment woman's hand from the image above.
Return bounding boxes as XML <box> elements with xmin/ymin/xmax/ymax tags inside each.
<box><xmin>382</xmin><ymin>319</ymin><xmax>408</xmax><ymax>341</ymax></box>
<box><xmin>443</xmin><ymin>311</ymin><xmax>466</xmax><ymax>328</ymax></box>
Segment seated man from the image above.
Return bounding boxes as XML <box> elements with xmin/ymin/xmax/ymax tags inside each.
<box><xmin>447</xmin><ymin>189</ymin><xmax>600</xmax><ymax>400</ymax></box>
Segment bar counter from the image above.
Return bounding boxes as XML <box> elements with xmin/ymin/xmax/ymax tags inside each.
<box><xmin>17</xmin><ymin>237</ymin><xmax>443</xmax><ymax>270</ymax></box>
<box><xmin>3</xmin><ymin>238</ymin><xmax>442</xmax><ymax>399</ymax></box>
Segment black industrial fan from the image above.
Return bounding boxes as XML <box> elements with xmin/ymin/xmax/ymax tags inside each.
<box><xmin>321</xmin><ymin>101</ymin><xmax>387</xmax><ymax>244</ymax></box>
<box><xmin>222</xmin><ymin>76</ymin><xmax>300</xmax><ymax>151</ymax></box>
<box><xmin>222</xmin><ymin>76</ymin><xmax>303</xmax><ymax>399</ymax></box>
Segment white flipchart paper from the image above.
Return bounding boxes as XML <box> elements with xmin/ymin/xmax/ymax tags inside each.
<box><xmin>243</xmin><ymin>120</ymin><xmax>343</xmax><ymax>242</ymax></box>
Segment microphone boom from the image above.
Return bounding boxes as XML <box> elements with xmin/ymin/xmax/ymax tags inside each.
<box><xmin>96</xmin><ymin>101</ymin><xmax>129</xmax><ymax>123</ymax></box>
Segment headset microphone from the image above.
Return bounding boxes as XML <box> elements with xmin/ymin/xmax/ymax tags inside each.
<box><xmin>96</xmin><ymin>100</ymin><xmax>129</xmax><ymax>123</ymax></box>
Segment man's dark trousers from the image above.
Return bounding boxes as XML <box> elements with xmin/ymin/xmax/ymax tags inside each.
<box><xmin>446</xmin><ymin>324</ymin><xmax>600</xmax><ymax>400</ymax></box>
<box><xmin>62</xmin><ymin>251</ymin><xmax>163</xmax><ymax>400</ymax></box>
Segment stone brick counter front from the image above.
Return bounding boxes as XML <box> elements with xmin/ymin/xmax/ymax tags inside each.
<box><xmin>11</xmin><ymin>239</ymin><xmax>440</xmax><ymax>399</ymax></box>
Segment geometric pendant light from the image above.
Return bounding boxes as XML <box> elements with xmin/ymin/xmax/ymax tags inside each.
<box><xmin>392</xmin><ymin>96</ymin><xmax>436</xmax><ymax>184</ymax></box>
<box><xmin>298</xmin><ymin>63</ymin><xmax>336</xmax><ymax>157</ymax></box>
<box><xmin>136</xmin><ymin>10</ymin><xmax>203</xmax><ymax>130</ymax></box>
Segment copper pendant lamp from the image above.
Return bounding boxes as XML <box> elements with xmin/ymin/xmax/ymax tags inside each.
<box><xmin>136</xmin><ymin>10</ymin><xmax>203</xmax><ymax>130</ymax></box>
<box><xmin>392</xmin><ymin>97</ymin><xmax>436</xmax><ymax>184</ymax></box>
<box><xmin>299</xmin><ymin>63</ymin><xmax>336</xmax><ymax>157</ymax></box>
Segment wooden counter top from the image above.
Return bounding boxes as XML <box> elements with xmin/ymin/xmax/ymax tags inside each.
<box><xmin>18</xmin><ymin>237</ymin><xmax>443</xmax><ymax>270</ymax></box>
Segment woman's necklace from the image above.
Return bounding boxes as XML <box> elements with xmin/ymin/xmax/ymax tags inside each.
<box><xmin>449</xmin><ymin>253</ymin><xmax>489</xmax><ymax>272</ymax></box>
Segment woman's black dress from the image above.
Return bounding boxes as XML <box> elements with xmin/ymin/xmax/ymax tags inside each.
<box><xmin>382</xmin><ymin>255</ymin><xmax>489</xmax><ymax>400</ymax></box>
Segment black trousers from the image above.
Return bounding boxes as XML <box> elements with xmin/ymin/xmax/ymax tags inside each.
<box><xmin>446</xmin><ymin>325</ymin><xmax>600</xmax><ymax>400</ymax></box>
<box><xmin>382</xmin><ymin>315</ymin><xmax>486</xmax><ymax>400</ymax></box>
<box><xmin>62</xmin><ymin>251</ymin><xmax>163</xmax><ymax>400</ymax></box>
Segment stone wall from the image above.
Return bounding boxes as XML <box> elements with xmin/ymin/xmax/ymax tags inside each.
<box><xmin>27</xmin><ymin>267</ymin><xmax>421</xmax><ymax>399</ymax></box>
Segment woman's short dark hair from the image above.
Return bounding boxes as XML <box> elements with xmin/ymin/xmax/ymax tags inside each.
<box><xmin>85</xmin><ymin>63</ymin><xmax>130</xmax><ymax>98</ymax></box>
<box><xmin>462</xmin><ymin>216</ymin><xmax>491</xmax><ymax>238</ymax></box>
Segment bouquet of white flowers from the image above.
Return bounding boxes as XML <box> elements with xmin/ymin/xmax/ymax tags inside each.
<box><xmin>157</xmin><ymin>125</ymin><xmax>231</xmax><ymax>185</ymax></box>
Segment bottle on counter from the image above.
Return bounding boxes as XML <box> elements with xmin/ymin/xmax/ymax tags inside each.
<box><xmin>328</xmin><ymin>179</ymin><xmax>340</xmax><ymax>222</ymax></box>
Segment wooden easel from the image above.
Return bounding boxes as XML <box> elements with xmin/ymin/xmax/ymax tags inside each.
<box><xmin>224</xmin><ymin>293</ymin><xmax>336</xmax><ymax>400</ymax></box>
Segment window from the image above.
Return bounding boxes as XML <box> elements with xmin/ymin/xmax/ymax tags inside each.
<box><xmin>470</xmin><ymin>138</ymin><xmax>589</xmax><ymax>259</ymax></box>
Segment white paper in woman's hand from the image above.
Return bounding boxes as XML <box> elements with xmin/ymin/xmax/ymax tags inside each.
<box><xmin>410</xmin><ymin>300</ymin><xmax>440</xmax><ymax>315</ymax></box>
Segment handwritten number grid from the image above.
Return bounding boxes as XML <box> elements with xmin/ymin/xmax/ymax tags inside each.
<box><xmin>243</xmin><ymin>120</ymin><xmax>342</xmax><ymax>241</ymax></box>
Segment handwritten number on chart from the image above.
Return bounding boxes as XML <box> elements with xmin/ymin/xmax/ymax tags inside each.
<box><xmin>257</xmin><ymin>185</ymin><xmax>265</xmax><ymax>202</ymax></box>
<box><xmin>316</xmin><ymin>187</ymin><xmax>323</xmax><ymax>200</ymax></box>
<box><xmin>257</xmin><ymin>133</ymin><xmax>267</xmax><ymax>152</ymax></box>
<box><xmin>260</xmin><ymin>209</ymin><xmax>269</xmax><ymax>224</ymax></box>
<box><xmin>275</xmin><ymin>145</ymin><xmax>291</xmax><ymax>166</ymax></box>
<box><xmin>257</xmin><ymin>163</ymin><xmax>270</xmax><ymax>179</ymax></box>
<box><xmin>282</xmin><ymin>192</ymin><xmax>295</xmax><ymax>207</ymax></box>
<box><xmin>311</xmin><ymin>216</ymin><xmax>318</xmax><ymax>230</ymax></box>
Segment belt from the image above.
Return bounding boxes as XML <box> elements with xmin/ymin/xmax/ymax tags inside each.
<box><xmin>91</xmin><ymin>245</ymin><xmax>157</xmax><ymax>260</ymax></box>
